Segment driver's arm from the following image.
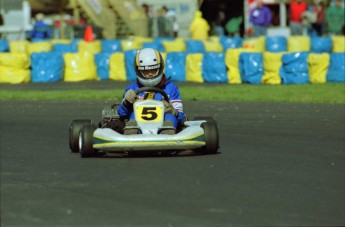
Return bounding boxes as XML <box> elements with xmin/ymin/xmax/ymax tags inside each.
<box><xmin>117</xmin><ymin>87</ymin><xmax>137</xmax><ymax>118</ymax></box>
<box><xmin>166</xmin><ymin>84</ymin><xmax>184</xmax><ymax>121</ymax></box>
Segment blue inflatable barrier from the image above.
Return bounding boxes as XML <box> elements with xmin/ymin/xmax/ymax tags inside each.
<box><xmin>165</xmin><ymin>52</ymin><xmax>187</xmax><ymax>82</ymax></box>
<box><xmin>266</xmin><ymin>36</ymin><xmax>287</xmax><ymax>52</ymax></box>
<box><xmin>202</xmin><ymin>52</ymin><xmax>228</xmax><ymax>83</ymax></box>
<box><xmin>53</xmin><ymin>43</ymin><xmax>77</xmax><ymax>53</ymax></box>
<box><xmin>280</xmin><ymin>52</ymin><xmax>309</xmax><ymax>84</ymax></box>
<box><xmin>327</xmin><ymin>53</ymin><xmax>345</xmax><ymax>82</ymax></box>
<box><xmin>95</xmin><ymin>53</ymin><xmax>111</xmax><ymax>80</ymax></box>
<box><xmin>31</xmin><ymin>52</ymin><xmax>64</xmax><ymax>82</ymax></box>
<box><xmin>101</xmin><ymin>39</ymin><xmax>122</xmax><ymax>53</ymax></box>
<box><xmin>0</xmin><ymin>39</ymin><xmax>9</xmax><ymax>52</ymax></box>
<box><xmin>124</xmin><ymin>50</ymin><xmax>138</xmax><ymax>81</ymax></box>
<box><xmin>239</xmin><ymin>52</ymin><xmax>263</xmax><ymax>84</ymax></box>
<box><xmin>219</xmin><ymin>36</ymin><xmax>243</xmax><ymax>50</ymax></box>
<box><xmin>71</xmin><ymin>39</ymin><xmax>82</xmax><ymax>52</ymax></box>
<box><xmin>31</xmin><ymin>38</ymin><xmax>50</xmax><ymax>43</ymax></box>
<box><xmin>311</xmin><ymin>37</ymin><xmax>332</xmax><ymax>53</ymax></box>
<box><xmin>185</xmin><ymin>40</ymin><xmax>205</xmax><ymax>53</ymax></box>
<box><xmin>152</xmin><ymin>37</ymin><xmax>174</xmax><ymax>52</ymax></box>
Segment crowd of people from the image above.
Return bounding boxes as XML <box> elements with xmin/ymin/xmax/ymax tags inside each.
<box><xmin>142</xmin><ymin>4</ymin><xmax>179</xmax><ymax>38</ymax></box>
<box><xmin>249</xmin><ymin>0</ymin><xmax>344</xmax><ymax>37</ymax></box>
<box><xmin>142</xmin><ymin>0</ymin><xmax>344</xmax><ymax>41</ymax></box>
<box><xmin>142</xmin><ymin>4</ymin><xmax>212</xmax><ymax>40</ymax></box>
<box><xmin>28</xmin><ymin>0</ymin><xmax>344</xmax><ymax>41</ymax></box>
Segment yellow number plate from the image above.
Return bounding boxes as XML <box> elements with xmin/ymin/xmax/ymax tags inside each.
<box><xmin>136</xmin><ymin>106</ymin><xmax>163</xmax><ymax>122</ymax></box>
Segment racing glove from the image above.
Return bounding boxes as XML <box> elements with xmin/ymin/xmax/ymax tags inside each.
<box><xmin>163</xmin><ymin>100</ymin><xmax>178</xmax><ymax>116</ymax></box>
<box><xmin>124</xmin><ymin>89</ymin><xmax>137</xmax><ymax>104</ymax></box>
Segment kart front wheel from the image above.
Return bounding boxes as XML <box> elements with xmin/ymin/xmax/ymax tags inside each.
<box><xmin>69</xmin><ymin>119</ymin><xmax>92</xmax><ymax>153</ymax></box>
<box><xmin>200</xmin><ymin>122</ymin><xmax>219</xmax><ymax>154</ymax></box>
<box><xmin>79</xmin><ymin>124</ymin><xmax>97</xmax><ymax>158</ymax></box>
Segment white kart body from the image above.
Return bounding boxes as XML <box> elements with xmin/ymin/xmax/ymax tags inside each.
<box><xmin>92</xmin><ymin>99</ymin><xmax>206</xmax><ymax>152</ymax></box>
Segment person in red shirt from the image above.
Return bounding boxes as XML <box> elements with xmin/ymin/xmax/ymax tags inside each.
<box><xmin>289</xmin><ymin>0</ymin><xmax>308</xmax><ymax>35</ymax></box>
<box><xmin>311</xmin><ymin>0</ymin><xmax>325</xmax><ymax>36</ymax></box>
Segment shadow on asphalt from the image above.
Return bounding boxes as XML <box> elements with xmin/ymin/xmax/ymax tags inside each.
<box><xmin>69</xmin><ymin>150</ymin><xmax>221</xmax><ymax>159</ymax></box>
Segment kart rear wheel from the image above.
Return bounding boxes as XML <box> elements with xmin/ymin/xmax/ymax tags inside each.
<box><xmin>79</xmin><ymin>124</ymin><xmax>97</xmax><ymax>158</ymax></box>
<box><xmin>200</xmin><ymin>122</ymin><xmax>219</xmax><ymax>154</ymax></box>
<box><xmin>69</xmin><ymin>119</ymin><xmax>92</xmax><ymax>153</ymax></box>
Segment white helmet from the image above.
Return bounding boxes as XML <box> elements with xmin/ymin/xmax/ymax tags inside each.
<box><xmin>134</xmin><ymin>48</ymin><xmax>165</xmax><ymax>87</ymax></box>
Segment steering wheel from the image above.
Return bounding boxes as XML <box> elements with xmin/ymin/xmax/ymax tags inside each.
<box><xmin>135</xmin><ymin>87</ymin><xmax>170</xmax><ymax>102</ymax></box>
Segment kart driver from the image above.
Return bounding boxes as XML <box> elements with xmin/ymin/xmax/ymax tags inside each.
<box><xmin>117</xmin><ymin>48</ymin><xmax>185</xmax><ymax>134</ymax></box>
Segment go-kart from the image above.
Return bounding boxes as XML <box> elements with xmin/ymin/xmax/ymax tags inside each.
<box><xmin>69</xmin><ymin>87</ymin><xmax>219</xmax><ymax>158</ymax></box>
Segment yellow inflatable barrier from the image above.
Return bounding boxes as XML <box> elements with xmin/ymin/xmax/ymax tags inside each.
<box><xmin>243</xmin><ymin>37</ymin><xmax>265</xmax><ymax>52</ymax></box>
<box><xmin>308</xmin><ymin>53</ymin><xmax>329</xmax><ymax>84</ymax></box>
<box><xmin>209</xmin><ymin>36</ymin><xmax>220</xmax><ymax>42</ymax></box>
<box><xmin>29</xmin><ymin>42</ymin><xmax>52</xmax><ymax>54</ymax></box>
<box><xmin>186</xmin><ymin>53</ymin><xmax>203</xmax><ymax>83</ymax></box>
<box><xmin>9</xmin><ymin>40</ymin><xmax>30</xmax><ymax>54</ymax></box>
<box><xmin>0</xmin><ymin>66</ymin><xmax>30</xmax><ymax>84</ymax></box>
<box><xmin>63</xmin><ymin>52</ymin><xmax>97</xmax><ymax>82</ymax></box>
<box><xmin>129</xmin><ymin>36</ymin><xmax>153</xmax><ymax>46</ymax></box>
<box><xmin>288</xmin><ymin>36</ymin><xmax>310</xmax><ymax>52</ymax></box>
<box><xmin>78</xmin><ymin>40</ymin><xmax>102</xmax><ymax>54</ymax></box>
<box><xmin>121</xmin><ymin>39</ymin><xmax>142</xmax><ymax>51</ymax></box>
<box><xmin>225</xmin><ymin>48</ymin><xmax>248</xmax><ymax>84</ymax></box>
<box><xmin>50</xmin><ymin>39</ymin><xmax>71</xmax><ymax>45</ymax></box>
<box><xmin>109</xmin><ymin>53</ymin><xmax>126</xmax><ymax>81</ymax></box>
<box><xmin>162</xmin><ymin>38</ymin><xmax>186</xmax><ymax>52</ymax></box>
<box><xmin>262</xmin><ymin>52</ymin><xmax>284</xmax><ymax>85</ymax></box>
<box><xmin>331</xmin><ymin>36</ymin><xmax>345</xmax><ymax>53</ymax></box>
<box><xmin>0</xmin><ymin>53</ymin><xmax>30</xmax><ymax>69</ymax></box>
<box><xmin>160</xmin><ymin>52</ymin><xmax>166</xmax><ymax>63</ymax></box>
<box><xmin>202</xmin><ymin>40</ymin><xmax>223</xmax><ymax>52</ymax></box>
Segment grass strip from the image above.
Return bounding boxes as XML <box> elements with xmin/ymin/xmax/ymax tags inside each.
<box><xmin>0</xmin><ymin>84</ymin><xmax>344</xmax><ymax>104</ymax></box>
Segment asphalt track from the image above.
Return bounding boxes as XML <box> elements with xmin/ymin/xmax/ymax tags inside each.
<box><xmin>1</xmin><ymin>82</ymin><xmax>345</xmax><ymax>226</ymax></box>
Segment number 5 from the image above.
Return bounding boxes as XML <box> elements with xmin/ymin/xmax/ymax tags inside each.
<box><xmin>141</xmin><ymin>107</ymin><xmax>158</xmax><ymax>121</ymax></box>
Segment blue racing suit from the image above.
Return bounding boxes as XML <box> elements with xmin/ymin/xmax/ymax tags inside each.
<box><xmin>117</xmin><ymin>78</ymin><xmax>184</xmax><ymax>129</ymax></box>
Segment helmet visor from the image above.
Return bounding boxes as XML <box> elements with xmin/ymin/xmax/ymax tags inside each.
<box><xmin>140</xmin><ymin>68</ymin><xmax>159</xmax><ymax>78</ymax></box>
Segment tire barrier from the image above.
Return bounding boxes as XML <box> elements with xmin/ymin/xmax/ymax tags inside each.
<box><xmin>0</xmin><ymin>36</ymin><xmax>344</xmax><ymax>84</ymax></box>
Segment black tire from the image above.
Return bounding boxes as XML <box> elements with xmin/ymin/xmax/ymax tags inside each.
<box><xmin>69</xmin><ymin>119</ymin><xmax>92</xmax><ymax>153</ymax></box>
<box><xmin>79</xmin><ymin>124</ymin><xmax>97</xmax><ymax>158</ymax></box>
<box><xmin>193</xmin><ymin>117</ymin><xmax>217</xmax><ymax>124</ymax></box>
<box><xmin>200</xmin><ymin>122</ymin><xmax>219</xmax><ymax>154</ymax></box>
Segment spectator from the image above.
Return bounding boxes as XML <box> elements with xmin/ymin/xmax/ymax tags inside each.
<box><xmin>211</xmin><ymin>21</ymin><xmax>225</xmax><ymax>36</ymax></box>
<box><xmin>0</xmin><ymin>10</ymin><xmax>4</xmax><ymax>26</ymax></box>
<box><xmin>165</xmin><ymin>7</ymin><xmax>179</xmax><ymax>38</ymax></box>
<box><xmin>157</xmin><ymin>8</ymin><xmax>165</xmax><ymax>37</ymax></box>
<box><xmin>249</xmin><ymin>0</ymin><xmax>272</xmax><ymax>36</ymax></box>
<box><xmin>31</xmin><ymin>13</ymin><xmax>52</xmax><ymax>40</ymax></box>
<box><xmin>142</xmin><ymin>3</ymin><xmax>154</xmax><ymax>37</ymax></box>
<box><xmin>225</xmin><ymin>16</ymin><xmax>243</xmax><ymax>37</ymax></box>
<box><xmin>157</xmin><ymin>6</ymin><xmax>173</xmax><ymax>37</ymax></box>
<box><xmin>189</xmin><ymin>11</ymin><xmax>210</xmax><ymax>39</ymax></box>
<box><xmin>216</xmin><ymin>3</ymin><xmax>227</xmax><ymax>32</ymax></box>
<box><xmin>310</xmin><ymin>0</ymin><xmax>326</xmax><ymax>36</ymax></box>
<box><xmin>326</xmin><ymin>0</ymin><xmax>345</xmax><ymax>35</ymax></box>
<box><xmin>289</xmin><ymin>0</ymin><xmax>308</xmax><ymax>35</ymax></box>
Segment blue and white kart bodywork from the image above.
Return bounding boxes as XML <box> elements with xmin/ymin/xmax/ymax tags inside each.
<box><xmin>69</xmin><ymin>87</ymin><xmax>219</xmax><ymax>157</ymax></box>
